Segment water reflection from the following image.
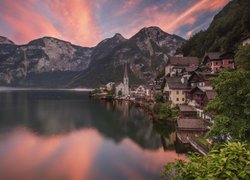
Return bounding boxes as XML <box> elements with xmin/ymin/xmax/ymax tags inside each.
<box><xmin>0</xmin><ymin>91</ymin><xmax>186</xmax><ymax>179</ymax></box>
<box><xmin>0</xmin><ymin>127</ymin><xmax>185</xmax><ymax>180</ymax></box>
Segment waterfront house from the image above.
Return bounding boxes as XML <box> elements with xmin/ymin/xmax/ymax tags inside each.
<box><xmin>164</xmin><ymin>77</ymin><xmax>190</xmax><ymax>107</ymax></box>
<box><xmin>176</xmin><ymin>118</ymin><xmax>207</xmax><ymax>144</ymax></box>
<box><xmin>165</xmin><ymin>56</ymin><xmax>199</xmax><ymax>77</ymax></box>
<box><xmin>178</xmin><ymin>104</ymin><xmax>197</xmax><ymax>118</ymax></box>
<box><xmin>106</xmin><ymin>82</ymin><xmax>115</xmax><ymax>91</ymax></box>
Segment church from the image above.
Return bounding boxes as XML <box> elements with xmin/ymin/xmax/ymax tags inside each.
<box><xmin>115</xmin><ymin>63</ymin><xmax>129</xmax><ymax>97</ymax></box>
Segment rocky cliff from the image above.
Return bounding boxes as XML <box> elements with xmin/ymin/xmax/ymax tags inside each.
<box><xmin>0</xmin><ymin>26</ymin><xmax>185</xmax><ymax>87</ymax></box>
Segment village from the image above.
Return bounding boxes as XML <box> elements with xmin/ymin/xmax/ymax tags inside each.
<box><xmin>91</xmin><ymin>36</ymin><xmax>250</xmax><ymax>155</ymax></box>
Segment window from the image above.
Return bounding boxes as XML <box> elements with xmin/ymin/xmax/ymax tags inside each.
<box><xmin>182</xmin><ymin>98</ymin><xmax>185</xmax><ymax>101</ymax></box>
<box><xmin>176</xmin><ymin>98</ymin><xmax>179</xmax><ymax>101</ymax></box>
<box><xmin>182</xmin><ymin>91</ymin><xmax>185</xmax><ymax>95</ymax></box>
<box><xmin>176</xmin><ymin>91</ymin><xmax>179</xmax><ymax>95</ymax></box>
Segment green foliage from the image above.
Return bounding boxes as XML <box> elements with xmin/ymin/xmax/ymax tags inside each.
<box><xmin>154</xmin><ymin>92</ymin><xmax>163</xmax><ymax>103</ymax></box>
<box><xmin>162</xmin><ymin>142</ymin><xmax>250</xmax><ymax>179</ymax></box>
<box><xmin>195</xmin><ymin>136</ymin><xmax>212</xmax><ymax>150</ymax></box>
<box><xmin>155</xmin><ymin>68</ymin><xmax>165</xmax><ymax>81</ymax></box>
<box><xmin>235</xmin><ymin>44</ymin><xmax>250</xmax><ymax>71</ymax></box>
<box><xmin>159</xmin><ymin>103</ymin><xmax>177</xmax><ymax>120</ymax></box>
<box><xmin>182</xmin><ymin>0</ymin><xmax>250</xmax><ymax>57</ymax></box>
<box><xmin>205</xmin><ymin>70</ymin><xmax>250</xmax><ymax>141</ymax></box>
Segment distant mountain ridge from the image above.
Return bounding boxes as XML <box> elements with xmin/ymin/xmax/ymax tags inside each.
<box><xmin>0</xmin><ymin>26</ymin><xmax>185</xmax><ymax>87</ymax></box>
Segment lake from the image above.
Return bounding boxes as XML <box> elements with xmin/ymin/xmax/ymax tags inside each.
<box><xmin>0</xmin><ymin>90</ymin><xmax>185</xmax><ymax>180</ymax></box>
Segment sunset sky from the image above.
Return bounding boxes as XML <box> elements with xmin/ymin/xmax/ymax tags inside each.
<box><xmin>0</xmin><ymin>0</ymin><xmax>229</xmax><ymax>47</ymax></box>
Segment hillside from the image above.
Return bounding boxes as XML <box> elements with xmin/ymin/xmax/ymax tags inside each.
<box><xmin>0</xmin><ymin>27</ymin><xmax>185</xmax><ymax>88</ymax></box>
<box><xmin>181</xmin><ymin>0</ymin><xmax>250</xmax><ymax>57</ymax></box>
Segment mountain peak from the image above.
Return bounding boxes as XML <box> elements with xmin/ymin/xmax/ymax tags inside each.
<box><xmin>140</xmin><ymin>26</ymin><xmax>168</xmax><ymax>35</ymax></box>
<box><xmin>113</xmin><ymin>33</ymin><xmax>126</xmax><ymax>41</ymax></box>
<box><xmin>0</xmin><ymin>36</ymin><xmax>15</xmax><ymax>45</ymax></box>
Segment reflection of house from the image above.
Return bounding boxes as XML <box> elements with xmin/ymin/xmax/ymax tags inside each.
<box><xmin>202</xmin><ymin>52</ymin><xmax>235</xmax><ymax>73</ymax></box>
<box><xmin>164</xmin><ymin>77</ymin><xmax>190</xmax><ymax>106</ymax></box>
<box><xmin>165</xmin><ymin>56</ymin><xmax>199</xmax><ymax>76</ymax></box>
<box><xmin>115</xmin><ymin>64</ymin><xmax>129</xmax><ymax>97</ymax></box>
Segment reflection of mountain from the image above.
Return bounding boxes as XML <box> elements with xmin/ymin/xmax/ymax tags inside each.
<box><xmin>0</xmin><ymin>91</ymin><xmax>176</xmax><ymax>150</ymax></box>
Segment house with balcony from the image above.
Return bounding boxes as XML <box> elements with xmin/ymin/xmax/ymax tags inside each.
<box><xmin>188</xmin><ymin>86</ymin><xmax>217</xmax><ymax>122</ymax></box>
<box><xmin>202</xmin><ymin>52</ymin><xmax>235</xmax><ymax>73</ymax></box>
<box><xmin>188</xmin><ymin>71</ymin><xmax>218</xmax><ymax>88</ymax></box>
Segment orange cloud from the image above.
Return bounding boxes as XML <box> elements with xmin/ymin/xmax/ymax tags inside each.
<box><xmin>48</xmin><ymin>0</ymin><xmax>102</xmax><ymax>47</ymax></box>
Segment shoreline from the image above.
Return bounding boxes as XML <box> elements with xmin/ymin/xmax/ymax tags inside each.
<box><xmin>0</xmin><ymin>86</ymin><xmax>94</xmax><ymax>92</ymax></box>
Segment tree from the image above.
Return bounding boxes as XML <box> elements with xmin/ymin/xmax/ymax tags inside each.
<box><xmin>159</xmin><ymin>103</ymin><xmax>177</xmax><ymax>120</ymax></box>
<box><xmin>154</xmin><ymin>92</ymin><xmax>163</xmax><ymax>103</ymax></box>
<box><xmin>235</xmin><ymin>44</ymin><xmax>250</xmax><ymax>71</ymax></box>
<box><xmin>205</xmin><ymin>69</ymin><xmax>250</xmax><ymax>141</ymax></box>
<box><xmin>162</xmin><ymin>142</ymin><xmax>250</xmax><ymax>179</ymax></box>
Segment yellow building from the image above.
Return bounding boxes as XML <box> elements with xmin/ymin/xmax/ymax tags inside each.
<box><xmin>164</xmin><ymin>77</ymin><xmax>190</xmax><ymax>107</ymax></box>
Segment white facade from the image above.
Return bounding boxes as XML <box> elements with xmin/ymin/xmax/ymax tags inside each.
<box><xmin>115</xmin><ymin>64</ymin><xmax>129</xmax><ymax>97</ymax></box>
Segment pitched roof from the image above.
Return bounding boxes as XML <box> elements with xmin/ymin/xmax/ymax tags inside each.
<box><xmin>189</xmin><ymin>86</ymin><xmax>213</xmax><ymax>94</ymax></box>
<box><xmin>177</xmin><ymin>118</ymin><xmax>206</xmax><ymax>129</ymax></box>
<box><xmin>168</xmin><ymin>57</ymin><xmax>199</xmax><ymax>66</ymax></box>
<box><xmin>178</xmin><ymin>105</ymin><xmax>196</xmax><ymax>112</ymax></box>
<box><xmin>204</xmin><ymin>52</ymin><xmax>222</xmax><ymax>60</ymax></box>
<box><xmin>205</xmin><ymin>90</ymin><xmax>217</xmax><ymax>100</ymax></box>
<box><xmin>219</xmin><ymin>52</ymin><xmax>234</xmax><ymax>59</ymax></box>
<box><xmin>165</xmin><ymin>77</ymin><xmax>190</xmax><ymax>90</ymax></box>
<box><xmin>188</xmin><ymin>71</ymin><xmax>217</xmax><ymax>83</ymax></box>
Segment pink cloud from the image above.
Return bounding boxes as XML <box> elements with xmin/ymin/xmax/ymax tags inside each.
<box><xmin>123</xmin><ymin>0</ymin><xmax>229</xmax><ymax>38</ymax></box>
<box><xmin>114</xmin><ymin>0</ymin><xmax>142</xmax><ymax>16</ymax></box>
<box><xmin>48</xmin><ymin>0</ymin><xmax>102</xmax><ymax>46</ymax></box>
<box><xmin>0</xmin><ymin>0</ymin><xmax>102</xmax><ymax>46</ymax></box>
<box><xmin>0</xmin><ymin>0</ymin><xmax>61</xmax><ymax>45</ymax></box>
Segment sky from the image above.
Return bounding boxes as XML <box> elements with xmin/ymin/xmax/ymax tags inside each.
<box><xmin>0</xmin><ymin>0</ymin><xmax>229</xmax><ymax>47</ymax></box>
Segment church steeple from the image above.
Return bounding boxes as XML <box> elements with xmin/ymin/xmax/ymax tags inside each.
<box><xmin>123</xmin><ymin>62</ymin><xmax>129</xmax><ymax>96</ymax></box>
<box><xmin>124</xmin><ymin>62</ymin><xmax>128</xmax><ymax>79</ymax></box>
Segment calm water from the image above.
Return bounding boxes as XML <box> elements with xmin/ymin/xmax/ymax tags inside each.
<box><xmin>0</xmin><ymin>90</ymin><xmax>185</xmax><ymax>180</ymax></box>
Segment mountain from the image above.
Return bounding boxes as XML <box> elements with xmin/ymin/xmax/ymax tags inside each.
<box><xmin>0</xmin><ymin>36</ymin><xmax>15</xmax><ymax>45</ymax></box>
<box><xmin>0</xmin><ymin>27</ymin><xmax>185</xmax><ymax>87</ymax></box>
<box><xmin>69</xmin><ymin>27</ymin><xmax>185</xmax><ymax>87</ymax></box>
<box><xmin>0</xmin><ymin>37</ymin><xmax>93</xmax><ymax>86</ymax></box>
<box><xmin>181</xmin><ymin>0</ymin><xmax>250</xmax><ymax>57</ymax></box>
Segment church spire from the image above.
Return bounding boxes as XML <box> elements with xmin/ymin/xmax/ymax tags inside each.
<box><xmin>124</xmin><ymin>62</ymin><xmax>128</xmax><ymax>79</ymax></box>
